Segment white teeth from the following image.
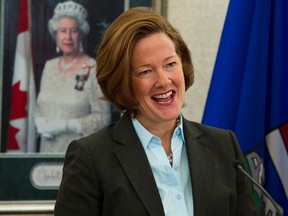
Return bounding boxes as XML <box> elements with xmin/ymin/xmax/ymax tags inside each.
<box><xmin>153</xmin><ymin>91</ymin><xmax>173</xmax><ymax>99</ymax></box>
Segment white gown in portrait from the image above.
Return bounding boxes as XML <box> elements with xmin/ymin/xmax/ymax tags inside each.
<box><xmin>35</xmin><ymin>57</ymin><xmax>111</xmax><ymax>153</ymax></box>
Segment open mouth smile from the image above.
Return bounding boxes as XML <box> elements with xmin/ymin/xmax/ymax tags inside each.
<box><xmin>152</xmin><ymin>90</ymin><xmax>175</xmax><ymax>104</ymax></box>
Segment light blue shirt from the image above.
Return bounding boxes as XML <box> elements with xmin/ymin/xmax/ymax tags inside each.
<box><xmin>132</xmin><ymin>116</ymin><xmax>194</xmax><ymax>216</ymax></box>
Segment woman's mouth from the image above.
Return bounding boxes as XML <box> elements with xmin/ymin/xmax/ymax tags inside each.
<box><xmin>152</xmin><ymin>90</ymin><xmax>175</xmax><ymax>104</ymax></box>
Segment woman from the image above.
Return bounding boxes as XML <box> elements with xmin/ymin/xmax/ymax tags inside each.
<box><xmin>55</xmin><ymin>7</ymin><xmax>258</xmax><ymax>215</ymax></box>
<box><xmin>34</xmin><ymin>1</ymin><xmax>111</xmax><ymax>152</ymax></box>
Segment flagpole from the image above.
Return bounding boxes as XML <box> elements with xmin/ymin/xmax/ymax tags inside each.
<box><xmin>0</xmin><ymin>0</ymin><xmax>6</xmax><ymax>151</ymax></box>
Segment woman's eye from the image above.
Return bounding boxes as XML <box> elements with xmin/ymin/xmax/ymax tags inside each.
<box><xmin>57</xmin><ymin>28</ymin><xmax>79</xmax><ymax>34</ymax></box>
<box><xmin>166</xmin><ymin>62</ymin><xmax>176</xmax><ymax>68</ymax></box>
<box><xmin>58</xmin><ymin>29</ymin><xmax>66</xmax><ymax>33</ymax></box>
<box><xmin>71</xmin><ymin>28</ymin><xmax>80</xmax><ymax>33</ymax></box>
<box><xmin>138</xmin><ymin>70</ymin><xmax>151</xmax><ymax>77</ymax></box>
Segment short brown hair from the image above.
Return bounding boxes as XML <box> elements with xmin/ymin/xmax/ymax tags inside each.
<box><xmin>96</xmin><ymin>7</ymin><xmax>194</xmax><ymax>114</ymax></box>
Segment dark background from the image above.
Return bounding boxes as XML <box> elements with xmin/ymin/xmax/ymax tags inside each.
<box><xmin>1</xmin><ymin>0</ymin><xmax>151</xmax><ymax>152</ymax></box>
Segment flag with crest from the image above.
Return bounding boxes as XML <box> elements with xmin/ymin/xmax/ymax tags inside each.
<box><xmin>202</xmin><ymin>0</ymin><xmax>288</xmax><ymax>215</ymax></box>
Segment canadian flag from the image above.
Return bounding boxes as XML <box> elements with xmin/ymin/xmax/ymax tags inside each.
<box><xmin>7</xmin><ymin>0</ymin><xmax>36</xmax><ymax>152</ymax></box>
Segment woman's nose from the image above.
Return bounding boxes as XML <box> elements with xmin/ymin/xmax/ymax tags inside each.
<box><xmin>155</xmin><ymin>69</ymin><xmax>171</xmax><ymax>88</ymax></box>
<box><xmin>65</xmin><ymin>30</ymin><xmax>72</xmax><ymax>39</ymax></box>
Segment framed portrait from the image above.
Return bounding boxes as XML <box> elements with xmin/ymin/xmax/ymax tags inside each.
<box><xmin>0</xmin><ymin>0</ymin><xmax>167</xmax><ymax>214</ymax></box>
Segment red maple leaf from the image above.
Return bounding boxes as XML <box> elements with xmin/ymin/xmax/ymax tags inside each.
<box><xmin>9</xmin><ymin>81</ymin><xmax>28</xmax><ymax>120</ymax></box>
<box><xmin>7</xmin><ymin>125</ymin><xmax>20</xmax><ymax>150</ymax></box>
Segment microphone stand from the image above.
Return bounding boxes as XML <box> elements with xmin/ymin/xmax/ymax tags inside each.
<box><xmin>233</xmin><ymin>160</ymin><xmax>281</xmax><ymax>215</ymax></box>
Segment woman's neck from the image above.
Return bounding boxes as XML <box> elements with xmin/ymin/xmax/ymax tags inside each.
<box><xmin>138</xmin><ymin>117</ymin><xmax>177</xmax><ymax>149</ymax></box>
<box><xmin>62</xmin><ymin>51</ymin><xmax>81</xmax><ymax>61</ymax></box>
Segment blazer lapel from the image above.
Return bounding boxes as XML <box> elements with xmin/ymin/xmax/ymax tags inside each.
<box><xmin>112</xmin><ymin>113</ymin><xmax>165</xmax><ymax>216</ymax></box>
<box><xmin>183</xmin><ymin>118</ymin><xmax>214</xmax><ymax>216</ymax></box>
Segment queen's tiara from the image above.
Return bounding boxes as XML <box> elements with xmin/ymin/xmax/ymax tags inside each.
<box><xmin>54</xmin><ymin>1</ymin><xmax>87</xmax><ymax>20</ymax></box>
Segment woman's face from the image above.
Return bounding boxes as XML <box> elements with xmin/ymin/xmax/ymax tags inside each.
<box><xmin>56</xmin><ymin>17</ymin><xmax>81</xmax><ymax>55</ymax></box>
<box><xmin>131</xmin><ymin>32</ymin><xmax>185</xmax><ymax>126</ymax></box>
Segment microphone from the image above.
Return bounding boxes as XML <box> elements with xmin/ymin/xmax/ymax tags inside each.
<box><xmin>233</xmin><ymin>160</ymin><xmax>281</xmax><ymax>214</ymax></box>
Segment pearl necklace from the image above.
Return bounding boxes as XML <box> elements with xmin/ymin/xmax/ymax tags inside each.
<box><xmin>60</xmin><ymin>54</ymin><xmax>80</xmax><ymax>72</ymax></box>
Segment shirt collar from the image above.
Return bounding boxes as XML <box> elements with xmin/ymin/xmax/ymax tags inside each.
<box><xmin>131</xmin><ymin>114</ymin><xmax>185</xmax><ymax>150</ymax></box>
<box><xmin>132</xmin><ymin>117</ymin><xmax>154</xmax><ymax>149</ymax></box>
<box><xmin>175</xmin><ymin>114</ymin><xmax>185</xmax><ymax>143</ymax></box>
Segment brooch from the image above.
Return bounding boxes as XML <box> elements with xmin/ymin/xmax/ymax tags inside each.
<box><xmin>75</xmin><ymin>64</ymin><xmax>93</xmax><ymax>91</ymax></box>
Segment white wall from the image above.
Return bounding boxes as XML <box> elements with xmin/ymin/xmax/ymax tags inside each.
<box><xmin>167</xmin><ymin>0</ymin><xmax>229</xmax><ymax>122</ymax></box>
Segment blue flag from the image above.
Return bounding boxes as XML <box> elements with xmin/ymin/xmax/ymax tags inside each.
<box><xmin>202</xmin><ymin>0</ymin><xmax>288</xmax><ymax>215</ymax></box>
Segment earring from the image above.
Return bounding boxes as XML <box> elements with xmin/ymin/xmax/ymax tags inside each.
<box><xmin>56</xmin><ymin>44</ymin><xmax>60</xmax><ymax>53</ymax></box>
<box><xmin>79</xmin><ymin>41</ymin><xmax>83</xmax><ymax>53</ymax></box>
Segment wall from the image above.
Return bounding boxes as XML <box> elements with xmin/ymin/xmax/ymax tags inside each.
<box><xmin>167</xmin><ymin>0</ymin><xmax>229</xmax><ymax>123</ymax></box>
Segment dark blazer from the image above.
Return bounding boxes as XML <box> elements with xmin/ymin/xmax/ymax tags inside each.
<box><xmin>54</xmin><ymin>112</ymin><xmax>258</xmax><ymax>216</ymax></box>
